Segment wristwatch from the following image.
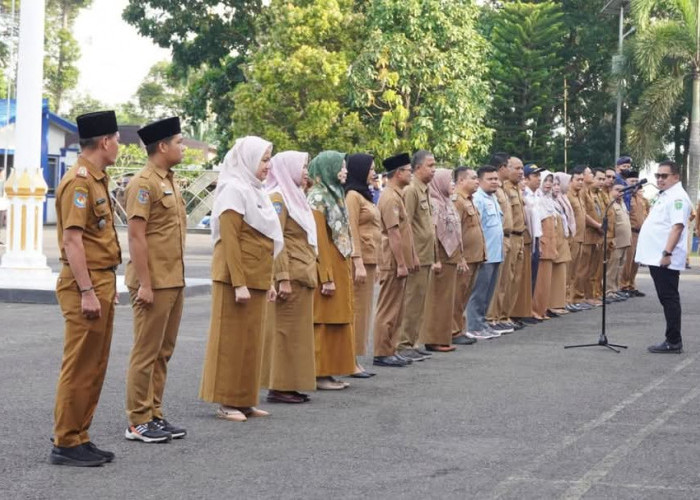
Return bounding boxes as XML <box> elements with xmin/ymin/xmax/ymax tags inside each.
<box><xmin>662</xmin><ymin>250</ymin><xmax>673</xmax><ymax>257</ymax></box>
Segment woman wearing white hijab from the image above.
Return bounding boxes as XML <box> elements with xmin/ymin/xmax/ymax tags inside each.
<box><xmin>260</xmin><ymin>151</ymin><xmax>319</xmax><ymax>405</ymax></box>
<box><xmin>199</xmin><ymin>136</ymin><xmax>283</xmax><ymax>422</ymax></box>
<box><xmin>532</xmin><ymin>172</ymin><xmax>559</xmax><ymax>320</ymax></box>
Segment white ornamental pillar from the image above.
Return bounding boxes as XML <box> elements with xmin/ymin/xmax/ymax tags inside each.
<box><xmin>0</xmin><ymin>0</ymin><xmax>51</xmax><ymax>284</ymax></box>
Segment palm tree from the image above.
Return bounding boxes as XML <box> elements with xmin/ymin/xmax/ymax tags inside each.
<box><xmin>628</xmin><ymin>0</ymin><xmax>700</xmax><ymax>203</ymax></box>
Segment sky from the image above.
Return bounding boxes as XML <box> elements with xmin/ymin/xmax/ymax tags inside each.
<box><xmin>73</xmin><ymin>0</ymin><xmax>170</xmax><ymax>107</ymax></box>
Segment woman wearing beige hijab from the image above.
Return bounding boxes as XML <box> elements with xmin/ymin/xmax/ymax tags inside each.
<box><xmin>199</xmin><ymin>136</ymin><xmax>283</xmax><ymax>422</ymax></box>
<box><xmin>550</xmin><ymin>173</ymin><xmax>573</xmax><ymax>315</ymax></box>
<box><xmin>532</xmin><ymin>172</ymin><xmax>558</xmax><ymax>320</ymax></box>
<box><xmin>419</xmin><ymin>168</ymin><xmax>467</xmax><ymax>352</ymax></box>
<box><xmin>262</xmin><ymin>151</ymin><xmax>318</xmax><ymax>404</ymax></box>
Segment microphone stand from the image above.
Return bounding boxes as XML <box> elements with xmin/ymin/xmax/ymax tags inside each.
<box><xmin>565</xmin><ymin>196</ymin><xmax>628</xmax><ymax>353</ymax></box>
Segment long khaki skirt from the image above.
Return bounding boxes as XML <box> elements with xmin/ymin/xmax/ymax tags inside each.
<box><xmin>549</xmin><ymin>262</ymin><xmax>567</xmax><ymax>309</ymax></box>
<box><xmin>532</xmin><ymin>259</ymin><xmax>553</xmax><ymax>318</ymax></box>
<box><xmin>419</xmin><ymin>263</ymin><xmax>457</xmax><ymax>345</ymax></box>
<box><xmin>315</xmin><ymin>323</ymin><xmax>355</xmax><ymax>377</ymax></box>
<box><xmin>266</xmin><ymin>283</ymin><xmax>316</xmax><ymax>391</ymax></box>
<box><xmin>199</xmin><ymin>282</ymin><xmax>267</xmax><ymax>408</ymax></box>
<box><xmin>352</xmin><ymin>264</ymin><xmax>377</xmax><ymax>356</ymax></box>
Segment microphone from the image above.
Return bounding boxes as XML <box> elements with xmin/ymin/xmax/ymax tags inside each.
<box><xmin>620</xmin><ymin>178</ymin><xmax>647</xmax><ymax>193</ymax></box>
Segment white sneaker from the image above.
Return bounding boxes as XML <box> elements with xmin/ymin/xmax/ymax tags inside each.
<box><xmin>483</xmin><ymin>326</ymin><xmax>502</xmax><ymax>339</ymax></box>
<box><xmin>465</xmin><ymin>331</ymin><xmax>482</xmax><ymax>339</ymax></box>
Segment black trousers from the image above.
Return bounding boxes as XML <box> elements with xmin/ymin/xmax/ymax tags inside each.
<box><xmin>649</xmin><ymin>265</ymin><xmax>682</xmax><ymax>344</ymax></box>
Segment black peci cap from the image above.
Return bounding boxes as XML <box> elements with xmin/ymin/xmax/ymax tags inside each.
<box><xmin>137</xmin><ymin>117</ymin><xmax>182</xmax><ymax>146</ymax></box>
<box><xmin>382</xmin><ymin>153</ymin><xmax>411</xmax><ymax>172</ymax></box>
<box><xmin>76</xmin><ymin>110</ymin><xmax>118</xmax><ymax>139</ymax></box>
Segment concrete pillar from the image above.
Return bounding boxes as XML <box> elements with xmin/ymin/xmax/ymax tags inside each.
<box><xmin>0</xmin><ymin>0</ymin><xmax>51</xmax><ymax>284</ymax></box>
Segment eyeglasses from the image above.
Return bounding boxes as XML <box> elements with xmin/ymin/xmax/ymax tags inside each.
<box><xmin>654</xmin><ymin>173</ymin><xmax>670</xmax><ymax>180</ymax></box>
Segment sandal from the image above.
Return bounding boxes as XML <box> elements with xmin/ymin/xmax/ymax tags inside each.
<box><xmin>216</xmin><ymin>406</ymin><xmax>247</xmax><ymax>422</ymax></box>
<box><xmin>241</xmin><ymin>407</ymin><xmax>270</xmax><ymax>418</ymax></box>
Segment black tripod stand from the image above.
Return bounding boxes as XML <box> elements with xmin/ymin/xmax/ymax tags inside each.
<box><xmin>565</xmin><ymin>197</ymin><xmax>628</xmax><ymax>353</ymax></box>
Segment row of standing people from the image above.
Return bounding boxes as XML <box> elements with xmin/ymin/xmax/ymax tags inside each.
<box><xmin>47</xmin><ymin>110</ymin><xmax>651</xmax><ymax>467</ymax></box>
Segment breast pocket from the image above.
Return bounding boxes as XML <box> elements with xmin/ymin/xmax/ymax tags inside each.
<box><xmin>159</xmin><ymin>194</ymin><xmax>176</xmax><ymax>210</ymax></box>
<box><xmin>92</xmin><ymin>203</ymin><xmax>111</xmax><ymax>231</ymax></box>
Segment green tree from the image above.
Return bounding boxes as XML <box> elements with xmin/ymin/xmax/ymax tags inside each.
<box><xmin>231</xmin><ymin>0</ymin><xmax>366</xmax><ymax>153</ymax></box>
<box><xmin>485</xmin><ymin>1</ymin><xmax>565</xmax><ymax>165</ymax></box>
<box><xmin>348</xmin><ymin>0</ymin><xmax>492</xmax><ymax>164</ymax></box>
<box><xmin>627</xmin><ymin>0</ymin><xmax>700</xmax><ymax>202</ymax></box>
<box><xmin>44</xmin><ymin>0</ymin><xmax>93</xmax><ymax>112</ymax></box>
<box><xmin>123</xmin><ymin>0</ymin><xmax>263</xmax><ymax>152</ymax></box>
<box><xmin>135</xmin><ymin>61</ymin><xmax>184</xmax><ymax>121</ymax></box>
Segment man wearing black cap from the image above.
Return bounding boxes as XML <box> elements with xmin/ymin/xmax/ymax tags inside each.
<box><xmin>51</xmin><ymin>111</ymin><xmax>122</xmax><ymax>467</ymax></box>
<box><xmin>124</xmin><ymin>117</ymin><xmax>187</xmax><ymax>443</ymax></box>
<box><xmin>373</xmin><ymin>153</ymin><xmax>418</xmax><ymax>367</ymax></box>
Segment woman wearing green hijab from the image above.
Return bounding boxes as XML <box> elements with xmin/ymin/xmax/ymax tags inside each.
<box><xmin>306</xmin><ymin>151</ymin><xmax>356</xmax><ymax>390</ymax></box>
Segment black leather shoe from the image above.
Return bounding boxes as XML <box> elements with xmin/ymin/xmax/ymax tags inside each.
<box><xmin>373</xmin><ymin>355</ymin><xmax>407</xmax><ymax>367</ymax></box>
<box><xmin>631</xmin><ymin>289</ymin><xmax>646</xmax><ymax>297</ymax></box>
<box><xmin>50</xmin><ymin>444</ymin><xmax>107</xmax><ymax>467</ymax></box>
<box><xmin>452</xmin><ymin>335</ymin><xmax>477</xmax><ymax>345</ymax></box>
<box><xmin>516</xmin><ymin>317</ymin><xmax>539</xmax><ymax>325</ymax></box>
<box><xmin>85</xmin><ymin>442</ymin><xmax>115</xmax><ymax>462</ymax></box>
<box><xmin>648</xmin><ymin>340</ymin><xmax>683</xmax><ymax>354</ymax></box>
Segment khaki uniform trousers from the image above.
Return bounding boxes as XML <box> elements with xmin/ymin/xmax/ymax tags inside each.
<box><xmin>567</xmin><ymin>240</ymin><xmax>583</xmax><ymax>303</ymax></box>
<box><xmin>487</xmin><ymin>236</ymin><xmax>511</xmax><ymax>322</ymax></box>
<box><xmin>606</xmin><ymin>247</ymin><xmax>628</xmax><ymax>294</ymax></box>
<box><xmin>452</xmin><ymin>261</ymin><xmax>481</xmax><ymax>335</ymax></box>
<box><xmin>578</xmin><ymin>243</ymin><xmax>603</xmax><ymax>300</ymax></box>
<box><xmin>53</xmin><ymin>268</ymin><xmax>116</xmax><ymax>448</ymax></box>
<box><xmin>397</xmin><ymin>265</ymin><xmax>431</xmax><ymax>350</ymax></box>
<box><xmin>126</xmin><ymin>287</ymin><xmax>184</xmax><ymax>425</ymax></box>
<box><xmin>505</xmin><ymin>234</ymin><xmax>525</xmax><ymax>318</ymax></box>
<box><xmin>373</xmin><ymin>270</ymin><xmax>408</xmax><ymax>357</ymax></box>
<box><xmin>593</xmin><ymin>246</ymin><xmax>608</xmax><ymax>298</ymax></box>
<box><xmin>620</xmin><ymin>232</ymin><xmax>640</xmax><ymax>290</ymax></box>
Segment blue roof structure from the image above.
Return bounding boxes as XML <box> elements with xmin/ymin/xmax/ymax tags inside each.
<box><xmin>0</xmin><ymin>98</ymin><xmax>77</xmax><ymax>133</ymax></box>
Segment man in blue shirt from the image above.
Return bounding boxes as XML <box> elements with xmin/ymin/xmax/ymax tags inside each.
<box><xmin>466</xmin><ymin>165</ymin><xmax>504</xmax><ymax>339</ymax></box>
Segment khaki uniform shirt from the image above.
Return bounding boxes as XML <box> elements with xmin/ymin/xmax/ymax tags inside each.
<box><xmin>612</xmin><ymin>201</ymin><xmax>632</xmax><ymax>248</ymax></box>
<box><xmin>124</xmin><ymin>162</ymin><xmax>186</xmax><ymax>289</ymax></box>
<box><xmin>600</xmin><ymin>189</ymin><xmax>615</xmax><ymax>240</ymax></box>
<box><xmin>56</xmin><ymin>157</ymin><xmax>121</xmax><ymax>269</ymax></box>
<box><xmin>584</xmin><ymin>187</ymin><xmax>604</xmax><ymax>245</ymax></box>
<box><xmin>629</xmin><ymin>191</ymin><xmax>648</xmax><ymax>231</ymax></box>
<box><xmin>454</xmin><ymin>191</ymin><xmax>485</xmax><ymax>264</ymax></box>
<box><xmin>404</xmin><ymin>177</ymin><xmax>435</xmax><ymax>265</ymax></box>
<box><xmin>504</xmin><ymin>180</ymin><xmax>526</xmax><ymax>232</ymax></box>
<box><xmin>270</xmin><ymin>193</ymin><xmax>317</xmax><ymax>288</ymax></box>
<box><xmin>494</xmin><ymin>185</ymin><xmax>513</xmax><ymax>234</ymax></box>
<box><xmin>346</xmin><ymin>190</ymin><xmax>381</xmax><ymax>265</ymax></box>
<box><xmin>567</xmin><ymin>189</ymin><xmax>586</xmax><ymax>243</ymax></box>
<box><xmin>211</xmin><ymin>211</ymin><xmax>274</xmax><ymax>290</ymax></box>
<box><xmin>377</xmin><ymin>185</ymin><xmax>414</xmax><ymax>271</ymax></box>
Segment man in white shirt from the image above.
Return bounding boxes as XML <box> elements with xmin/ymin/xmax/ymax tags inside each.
<box><xmin>635</xmin><ymin>160</ymin><xmax>692</xmax><ymax>353</ymax></box>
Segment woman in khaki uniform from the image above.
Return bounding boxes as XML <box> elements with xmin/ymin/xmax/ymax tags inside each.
<box><xmin>532</xmin><ymin>173</ymin><xmax>559</xmax><ymax>320</ymax></box>
<box><xmin>199</xmin><ymin>136</ymin><xmax>283</xmax><ymax>422</ymax></box>
<box><xmin>549</xmin><ymin>173</ymin><xmax>573</xmax><ymax>315</ymax></box>
<box><xmin>420</xmin><ymin>168</ymin><xmax>466</xmax><ymax>351</ymax></box>
<box><xmin>307</xmin><ymin>151</ymin><xmax>356</xmax><ymax>390</ymax></box>
<box><xmin>344</xmin><ymin>153</ymin><xmax>380</xmax><ymax>377</ymax></box>
<box><xmin>262</xmin><ymin>151</ymin><xmax>318</xmax><ymax>405</ymax></box>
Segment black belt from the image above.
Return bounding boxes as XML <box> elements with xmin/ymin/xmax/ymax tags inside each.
<box><xmin>511</xmin><ymin>230</ymin><xmax>524</xmax><ymax>236</ymax></box>
<box><xmin>503</xmin><ymin>234</ymin><xmax>510</xmax><ymax>238</ymax></box>
<box><xmin>632</xmin><ymin>228</ymin><xmax>640</xmax><ymax>234</ymax></box>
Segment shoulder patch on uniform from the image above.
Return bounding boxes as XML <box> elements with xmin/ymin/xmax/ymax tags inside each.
<box><xmin>73</xmin><ymin>187</ymin><xmax>88</xmax><ymax>208</ymax></box>
<box><xmin>137</xmin><ymin>188</ymin><xmax>150</xmax><ymax>204</ymax></box>
<box><xmin>674</xmin><ymin>199</ymin><xmax>683</xmax><ymax>210</ymax></box>
<box><xmin>76</xmin><ymin>166</ymin><xmax>88</xmax><ymax>178</ymax></box>
<box><xmin>273</xmin><ymin>201</ymin><xmax>283</xmax><ymax>215</ymax></box>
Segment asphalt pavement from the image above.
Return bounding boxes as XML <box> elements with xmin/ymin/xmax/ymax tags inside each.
<box><xmin>1</xmin><ymin>230</ymin><xmax>700</xmax><ymax>499</ymax></box>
